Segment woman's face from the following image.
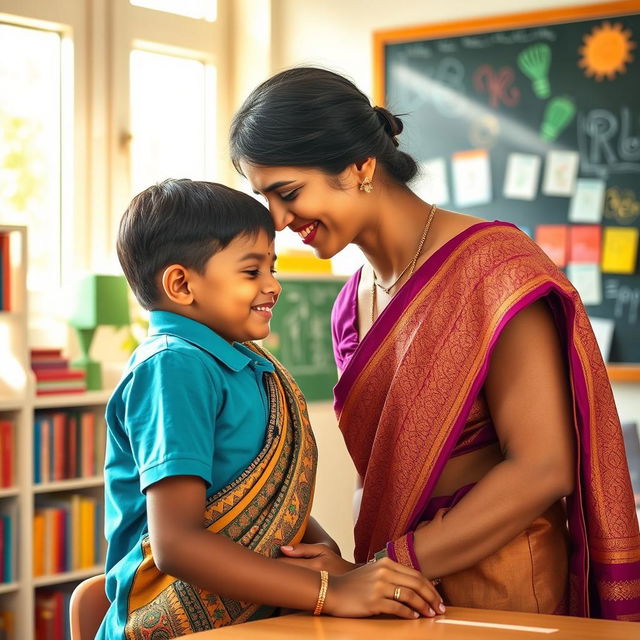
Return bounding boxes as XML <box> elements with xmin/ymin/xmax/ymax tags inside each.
<box><xmin>241</xmin><ymin>163</ymin><xmax>372</xmax><ymax>259</ymax></box>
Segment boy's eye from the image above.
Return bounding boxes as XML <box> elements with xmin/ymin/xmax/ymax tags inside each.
<box><xmin>270</xmin><ymin>268</ymin><xmax>278</xmax><ymax>275</ymax></box>
<box><xmin>279</xmin><ymin>187</ymin><xmax>300</xmax><ymax>201</ymax></box>
<box><xmin>243</xmin><ymin>269</ymin><xmax>260</xmax><ymax>277</ymax></box>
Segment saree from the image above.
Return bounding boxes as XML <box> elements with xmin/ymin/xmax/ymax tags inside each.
<box><xmin>332</xmin><ymin>221</ymin><xmax>640</xmax><ymax>621</ymax></box>
<box><xmin>124</xmin><ymin>343</ymin><xmax>317</xmax><ymax>638</ymax></box>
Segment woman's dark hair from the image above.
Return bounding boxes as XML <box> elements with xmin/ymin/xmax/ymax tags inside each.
<box><xmin>230</xmin><ymin>67</ymin><xmax>417</xmax><ymax>185</ymax></box>
<box><xmin>117</xmin><ymin>178</ymin><xmax>275</xmax><ymax>309</ymax></box>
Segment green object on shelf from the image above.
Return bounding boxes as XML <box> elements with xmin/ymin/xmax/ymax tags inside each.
<box><xmin>69</xmin><ymin>275</ymin><xmax>130</xmax><ymax>391</ymax></box>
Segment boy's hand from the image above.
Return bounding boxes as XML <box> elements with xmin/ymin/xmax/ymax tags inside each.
<box><xmin>279</xmin><ymin>543</ymin><xmax>355</xmax><ymax>574</ymax></box>
<box><xmin>324</xmin><ymin>558</ymin><xmax>445</xmax><ymax>619</ymax></box>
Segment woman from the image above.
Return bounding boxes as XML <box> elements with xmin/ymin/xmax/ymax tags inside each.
<box><xmin>230</xmin><ymin>67</ymin><xmax>640</xmax><ymax>620</ymax></box>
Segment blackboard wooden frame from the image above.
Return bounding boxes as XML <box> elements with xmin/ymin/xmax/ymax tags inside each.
<box><xmin>373</xmin><ymin>1</ymin><xmax>640</xmax><ymax>382</ymax></box>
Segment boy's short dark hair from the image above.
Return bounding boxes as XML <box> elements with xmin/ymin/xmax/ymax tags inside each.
<box><xmin>117</xmin><ymin>178</ymin><xmax>276</xmax><ymax>309</ymax></box>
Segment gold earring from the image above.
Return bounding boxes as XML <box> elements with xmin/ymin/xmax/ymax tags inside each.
<box><xmin>359</xmin><ymin>177</ymin><xmax>373</xmax><ymax>193</ymax></box>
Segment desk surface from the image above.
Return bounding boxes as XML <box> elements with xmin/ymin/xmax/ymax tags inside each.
<box><xmin>183</xmin><ymin>607</ymin><xmax>639</xmax><ymax>639</ymax></box>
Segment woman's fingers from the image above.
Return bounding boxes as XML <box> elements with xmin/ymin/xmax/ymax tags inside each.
<box><xmin>279</xmin><ymin>543</ymin><xmax>326</xmax><ymax>558</ymax></box>
<box><xmin>379</xmin><ymin>599</ymin><xmax>421</xmax><ymax>620</ymax></box>
<box><xmin>390</xmin><ymin>585</ymin><xmax>436</xmax><ymax>618</ymax></box>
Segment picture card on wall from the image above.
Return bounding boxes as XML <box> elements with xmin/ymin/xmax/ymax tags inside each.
<box><xmin>542</xmin><ymin>150</ymin><xmax>579</xmax><ymax>196</ymax></box>
<box><xmin>588</xmin><ymin>316</ymin><xmax>615</xmax><ymax>362</ymax></box>
<box><xmin>601</xmin><ymin>227</ymin><xmax>639</xmax><ymax>274</ymax></box>
<box><xmin>569</xmin><ymin>225</ymin><xmax>601</xmax><ymax>263</ymax></box>
<box><xmin>503</xmin><ymin>153</ymin><xmax>541</xmax><ymax>201</ymax></box>
<box><xmin>568</xmin><ymin>178</ymin><xmax>606</xmax><ymax>223</ymax></box>
<box><xmin>452</xmin><ymin>149</ymin><xmax>492</xmax><ymax>207</ymax></box>
<box><xmin>535</xmin><ymin>225</ymin><xmax>569</xmax><ymax>267</ymax></box>
<box><xmin>413</xmin><ymin>158</ymin><xmax>450</xmax><ymax>205</ymax></box>
<box><xmin>566</xmin><ymin>263</ymin><xmax>602</xmax><ymax>305</ymax></box>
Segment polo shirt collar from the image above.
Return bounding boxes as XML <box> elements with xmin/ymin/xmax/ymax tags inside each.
<box><xmin>148</xmin><ymin>310</ymin><xmax>273</xmax><ymax>373</ymax></box>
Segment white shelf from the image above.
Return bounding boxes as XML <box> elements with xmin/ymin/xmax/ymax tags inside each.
<box><xmin>34</xmin><ymin>389</ymin><xmax>112</xmax><ymax>409</ymax></box>
<box><xmin>0</xmin><ymin>397</ymin><xmax>26</xmax><ymax>412</ymax></box>
<box><xmin>33</xmin><ymin>476</ymin><xmax>104</xmax><ymax>494</ymax></box>
<box><xmin>0</xmin><ymin>488</ymin><xmax>19</xmax><ymax>499</ymax></box>
<box><xmin>0</xmin><ymin>582</ymin><xmax>19</xmax><ymax>595</ymax></box>
<box><xmin>33</xmin><ymin>566</ymin><xmax>103</xmax><ymax>588</ymax></box>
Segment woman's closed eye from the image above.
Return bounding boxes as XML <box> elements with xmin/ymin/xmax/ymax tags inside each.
<box><xmin>279</xmin><ymin>187</ymin><xmax>300</xmax><ymax>202</ymax></box>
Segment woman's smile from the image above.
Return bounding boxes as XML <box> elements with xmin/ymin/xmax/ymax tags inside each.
<box><xmin>293</xmin><ymin>220</ymin><xmax>319</xmax><ymax>244</ymax></box>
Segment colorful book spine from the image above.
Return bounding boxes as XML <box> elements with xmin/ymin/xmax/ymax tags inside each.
<box><xmin>0</xmin><ymin>421</ymin><xmax>13</xmax><ymax>488</ymax></box>
<box><xmin>0</xmin><ymin>234</ymin><xmax>10</xmax><ymax>312</ymax></box>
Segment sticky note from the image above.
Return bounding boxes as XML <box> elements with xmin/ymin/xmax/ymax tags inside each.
<box><xmin>569</xmin><ymin>225</ymin><xmax>601</xmax><ymax>263</ymax></box>
<box><xmin>535</xmin><ymin>225</ymin><xmax>569</xmax><ymax>267</ymax></box>
<box><xmin>589</xmin><ymin>317</ymin><xmax>615</xmax><ymax>362</ymax></box>
<box><xmin>566</xmin><ymin>263</ymin><xmax>602</xmax><ymax>305</ymax></box>
<box><xmin>601</xmin><ymin>227</ymin><xmax>639</xmax><ymax>274</ymax></box>
<box><xmin>542</xmin><ymin>150</ymin><xmax>579</xmax><ymax>197</ymax></box>
<box><xmin>503</xmin><ymin>153</ymin><xmax>541</xmax><ymax>201</ymax></box>
<box><xmin>568</xmin><ymin>179</ymin><xmax>606</xmax><ymax>223</ymax></box>
<box><xmin>452</xmin><ymin>149</ymin><xmax>492</xmax><ymax>207</ymax></box>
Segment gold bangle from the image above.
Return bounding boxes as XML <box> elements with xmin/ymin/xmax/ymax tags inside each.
<box><xmin>313</xmin><ymin>570</ymin><xmax>329</xmax><ymax>615</ymax></box>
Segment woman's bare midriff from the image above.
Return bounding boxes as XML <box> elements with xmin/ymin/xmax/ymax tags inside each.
<box><xmin>431</xmin><ymin>441</ymin><xmax>504</xmax><ymax>497</ymax></box>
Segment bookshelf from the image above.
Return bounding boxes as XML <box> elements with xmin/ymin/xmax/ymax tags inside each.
<box><xmin>0</xmin><ymin>225</ymin><xmax>110</xmax><ymax>640</ymax></box>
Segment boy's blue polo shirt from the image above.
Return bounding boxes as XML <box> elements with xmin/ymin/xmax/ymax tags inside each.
<box><xmin>97</xmin><ymin>310</ymin><xmax>274</xmax><ymax>640</ymax></box>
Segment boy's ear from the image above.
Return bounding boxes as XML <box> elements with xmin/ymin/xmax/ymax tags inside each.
<box><xmin>161</xmin><ymin>264</ymin><xmax>194</xmax><ymax>306</ymax></box>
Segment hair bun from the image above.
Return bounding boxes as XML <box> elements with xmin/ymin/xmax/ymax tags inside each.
<box><xmin>373</xmin><ymin>106</ymin><xmax>403</xmax><ymax>145</ymax></box>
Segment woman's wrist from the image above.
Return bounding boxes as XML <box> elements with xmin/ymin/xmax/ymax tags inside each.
<box><xmin>313</xmin><ymin>570</ymin><xmax>329</xmax><ymax>615</ymax></box>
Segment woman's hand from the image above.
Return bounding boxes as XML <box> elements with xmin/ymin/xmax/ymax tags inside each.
<box><xmin>324</xmin><ymin>557</ymin><xmax>445</xmax><ymax>619</ymax></box>
<box><xmin>279</xmin><ymin>543</ymin><xmax>356</xmax><ymax>574</ymax></box>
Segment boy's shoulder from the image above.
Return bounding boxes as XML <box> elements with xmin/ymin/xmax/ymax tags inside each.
<box><xmin>127</xmin><ymin>333</ymin><xmax>214</xmax><ymax>373</ymax></box>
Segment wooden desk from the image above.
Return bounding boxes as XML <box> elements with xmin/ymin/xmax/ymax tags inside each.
<box><xmin>182</xmin><ymin>607</ymin><xmax>639</xmax><ymax>639</ymax></box>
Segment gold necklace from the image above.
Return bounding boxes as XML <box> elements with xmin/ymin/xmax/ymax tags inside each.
<box><xmin>371</xmin><ymin>203</ymin><xmax>437</xmax><ymax>324</ymax></box>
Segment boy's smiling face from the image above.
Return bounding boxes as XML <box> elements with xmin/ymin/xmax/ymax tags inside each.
<box><xmin>176</xmin><ymin>230</ymin><xmax>281</xmax><ymax>343</ymax></box>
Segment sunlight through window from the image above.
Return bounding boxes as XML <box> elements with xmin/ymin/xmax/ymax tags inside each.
<box><xmin>130</xmin><ymin>0</ymin><xmax>217</xmax><ymax>21</ymax></box>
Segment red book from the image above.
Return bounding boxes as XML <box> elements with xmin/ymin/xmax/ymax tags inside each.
<box><xmin>34</xmin><ymin>369</ymin><xmax>85</xmax><ymax>381</ymax></box>
<box><xmin>0</xmin><ymin>234</ymin><xmax>10</xmax><ymax>311</ymax></box>
<box><xmin>54</xmin><ymin>509</ymin><xmax>67</xmax><ymax>573</ymax></box>
<box><xmin>67</xmin><ymin>413</ymin><xmax>78</xmax><ymax>479</ymax></box>
<box><xmin>31</xmin><ymin>358</ymin><xmax>70</xmax><ymax>370</ymax></box>
<box><xmin>36</xmin><ymin>388</ymin><xmax>86</xmax><ymax>396</ymax></box>
<box><xmin>81</xmin><ymin>412</ymin><xmax>96</xmax><ymax>477</ymax></box>
<box><xmin>51</xmin><ymin>414</ymin><xmax>66</xmax><ymax>482</ymax></box>
<box><xmin>30</xmin><ymin>348</ymin><xmax>63</xmax><ymax>359</ymax></box>
<box><xmin>0</xmin><ymin>421</ymin><xmax>13</xmax><ymax>487</ymax></box>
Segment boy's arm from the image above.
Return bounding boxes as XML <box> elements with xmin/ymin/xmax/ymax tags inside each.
<box><xmin>302</xmin><ymin>517</ymin><xmax>341</xmax><ymax>555</ymax></box>
<box><xmin>146</xmin><ymin>475</ymin><xmax>442</xmax><ymax>617</ymax></box>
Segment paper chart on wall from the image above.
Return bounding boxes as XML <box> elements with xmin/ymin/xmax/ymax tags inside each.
<box><xmin>542</xmin><ymin>150</ymin><xmax>579</xmax><ymax>197</ymax></box>
<box><xmin>601</xmin><ymin>227</ymin><xmax>639</xmax><ymax>274</ymax></box>
<box><xmin>567</xmin><ymin>263</ymin><xmax>602</xmax><ymax>305</ymax></box>
<box><xmin>535</xmin><ymin>225</ymin><xmax>568</xmax><ymax>267</ymax></box>
<box><xmin>503</xmin><ymin>153</ymin><xmax>541</xmax><ymax>201</ymax></box>
<box><xmin>568</xmin><ymin>178</ymin><xmax>606</xmax><ymax>223</ymax></box>
<box><xmin>588</xmin><ymin>316</ymin><xmax>615</xmax><ymax>362</ymax></box>
<box><xmin>452</xmin><ymin>149</ymin><xmax>492</xmax><ymax>207</ymax></box>
<box><xmin>413</xmin><ymin>158</ymin><xmax>450</xmax><ymax>205</ymax></box>
<box><xmin>569</xmin><ymin>225</ymin><xmax>601</xmax><ymax>263</ymax></box>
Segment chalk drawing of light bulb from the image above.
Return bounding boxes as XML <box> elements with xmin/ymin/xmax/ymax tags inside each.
<box><xmin>540</xmin><ymin>97</ymin><xmax>576</xmax><ymax>141</ymax></box>
<box><xmin>517</xmin><ymin>43</ymin><xmax>552</xmax><ymax>98</ymax></box>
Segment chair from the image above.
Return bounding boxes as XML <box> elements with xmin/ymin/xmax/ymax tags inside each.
<box><xmin>69</xmin><ymin>573</ymin><xmax>110</xmax><ymax>640</ymax></box>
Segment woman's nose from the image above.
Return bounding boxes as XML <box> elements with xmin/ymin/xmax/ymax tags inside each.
<box><xmin>270</xmin><ymin>203</ymin><xmax>295</xmax><ymax>231</ymax></box>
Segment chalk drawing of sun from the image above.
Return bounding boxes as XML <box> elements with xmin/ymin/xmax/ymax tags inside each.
<box><xmin>579</xmin><ymin>21</ymin><xmax>636</xmax><ymax>81</ymax></box>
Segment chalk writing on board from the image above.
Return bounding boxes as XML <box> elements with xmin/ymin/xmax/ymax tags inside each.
<box><xmin>605</xmin><ymin>280</ymin><xmax>640</xmax><ymax>324</ymax></box>
<box><xmin>577</xmin><ymin>108</ymin><xmax>640</xmax><ymax>178</ymax></box>
<box><xmin>473</xmin><ymin>65</ymin><xmax>520</xmax><ymax>109</ymax></box>
<box><xmin>605</xmin><ymin>187</ymin><xmax>640</xmax><ymax>225</ymax></box>
<box><xmin>460</xmin><ymin>28</ymin><xmax>556</xmax><ymax>50</ymax></box>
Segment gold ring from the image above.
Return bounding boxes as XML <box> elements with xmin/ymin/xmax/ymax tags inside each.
<box><xmin>393</xmin><ymin>586</ymin><xmax>402</xmax><ymax>601</ymax></box>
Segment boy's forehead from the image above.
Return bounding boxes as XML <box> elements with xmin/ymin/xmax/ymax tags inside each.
<box><xmin>228</xmin><ymin>231</ymin><xmax>275</xmax><ymax>256</ymax></box>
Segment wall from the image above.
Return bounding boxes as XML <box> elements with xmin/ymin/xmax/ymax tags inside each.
<box><xmin>264</xmin><ymin>0</ymin><xmax>640</xmax><ymax>558</ymax></box>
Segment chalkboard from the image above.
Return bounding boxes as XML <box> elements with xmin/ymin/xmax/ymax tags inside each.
<box><xmin>263</xmin><ymin>277</ymin><xmax>347</xmax><ymax>402</ymax></box>
<box><xmin>375</xmin><ymin>2</ymin><xmax>640</xmax><ymax>365</ymax></box>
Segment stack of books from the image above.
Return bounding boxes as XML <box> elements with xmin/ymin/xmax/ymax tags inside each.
<box><xmin>33</xmin><ymin>494</ymin><xmax>103</xmax><ymax>576</ymax></box>
<box><xmin>30</xmin><ymin>349</ymin><xmax>86</xmax><ymax>396</ymax></box>
<box><xmin>34</xmin><ymin>589</ymin><xmax>69</xmax><ymax>640</ymax></box>
<box><xmin>33</xmin><ymin>410</ymin><xmax>101</xmax><ymax>483</ymax></box>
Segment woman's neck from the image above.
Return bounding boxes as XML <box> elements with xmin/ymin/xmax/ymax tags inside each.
<box><xmin>356</xmin><ymin>185</ymin><xmax>435</xmax><ymax>284</ymax></box>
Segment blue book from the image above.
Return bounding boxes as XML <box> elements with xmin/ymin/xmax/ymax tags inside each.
<box><xmin>33</xmin><ymin>419</ymin><xmax>41</xmax><ymax>484</ymax></box>
<box><xmin>2</xmin><ymin>514</ymin><xmax>11</xmax><ymax>582</ymax></box>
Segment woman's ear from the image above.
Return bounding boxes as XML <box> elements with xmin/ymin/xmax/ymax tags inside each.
<box><xmin>161</xmin><ymin>264</ymin><xmax>194</xmax><ymax>306</ymax></box>
<box><xmin>354</xmin><ymin>157</ymin><xmax>377</xmax><ymax>181</ymax></box>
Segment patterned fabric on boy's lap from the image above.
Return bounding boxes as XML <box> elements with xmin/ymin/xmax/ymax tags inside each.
<box><xmin>124</xmin><ymin>344</ymin><xmax>317</xmax><ymax>638</ymax></box>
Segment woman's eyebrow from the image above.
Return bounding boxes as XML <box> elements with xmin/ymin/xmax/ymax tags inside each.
<box><xmin>256</xmin><ymin>180</ymin><xmax>296</xmax><ymax>194</ymax></box>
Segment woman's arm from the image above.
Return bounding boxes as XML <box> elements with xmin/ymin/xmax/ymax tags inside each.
<box><xmin>146</xmin><ymin>475</ymin><xmax>444</xmax><ymax>617</ymax></box>
<box><xmin>413</xmin><ymin>300</ymin><xmax>575</xmax><ymax>579</ymax></box>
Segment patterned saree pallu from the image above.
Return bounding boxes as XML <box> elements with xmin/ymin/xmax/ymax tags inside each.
<box><xmin>125</xmin><ymin>344</ymin><xmax>317</xmax><ymax>638</ymax></box>
<box><xmin>334</xmin><ymin>222</ymin><xmax>640</xmax><ymax>620</ymax></box>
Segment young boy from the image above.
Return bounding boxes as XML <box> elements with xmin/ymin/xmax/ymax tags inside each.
<box><xmin>97</xmin><ymin>179</ymin><xmax>442</xmax><ymax>639</ymax></box>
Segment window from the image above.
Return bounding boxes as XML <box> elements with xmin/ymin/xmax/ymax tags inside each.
<box><xmin>0</xmin><ymin>23</ymin><xmax>64</xmax><ymax>289</ymax></box>
<box><xmin>130</xmin><ymin>0</ymin><xmax>217</xmax><ymax>22</ymax></box>
<box><xmin>130</xmin><ymin>50</ymin><xmax>216</xmax><ymax>196</ymax></box>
